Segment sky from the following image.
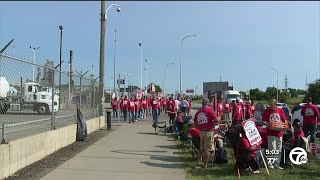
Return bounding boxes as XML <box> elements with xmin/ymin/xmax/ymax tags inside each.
<box><xmin>0</xmin><ymin>1</ymin><xmax>319</xmax><ymax>94</ymax></box>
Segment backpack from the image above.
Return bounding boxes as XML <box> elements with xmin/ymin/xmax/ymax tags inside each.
<box><xmin>215</xmin><ymin>147</ymin><xmax>228</xmax><ymax>164</ymax></box>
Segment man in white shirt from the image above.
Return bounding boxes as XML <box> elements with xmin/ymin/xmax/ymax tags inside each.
<box><xmin>175</xmin><ymin>97</ymin><xmax>180</xmax><ymax>112</ymax></box>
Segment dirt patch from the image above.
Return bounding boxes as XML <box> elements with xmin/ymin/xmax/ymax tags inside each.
<box><xmin>5</xmin><ymin>127</ymin><xmax>118</xmax><ymax>180</ymax></box>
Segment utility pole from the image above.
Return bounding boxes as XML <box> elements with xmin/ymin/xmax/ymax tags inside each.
<box><xmin>113</xmin><ymin>28</ymin><xmax>117</xmax><ymax>96</ymax></box>
<box><xmin>284</xmin><ymin>75</ymin><xmax>288</xmax><ymax>92</ymax></box>
<box><xmin>118</xmin><ymin>73</ymin><xmax>121</xmax><ymax>97</ymax></box>
<box><xmin>99</xmin><ymin>1</ymin><xmax>106</xmax><ymax>116</ymax></box>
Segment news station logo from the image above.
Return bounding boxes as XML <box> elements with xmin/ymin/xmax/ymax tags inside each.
<box><xmin>265</xmin><ymin>147</ymin><xmax>308</xmax><ymax>165</ymax></box>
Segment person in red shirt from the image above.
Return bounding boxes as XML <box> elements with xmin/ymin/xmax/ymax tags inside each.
<box><xmin>119</xmin><ymin>96</ymin><xmax>124</xmax><ymax>117</ymax></box>
<box><xmin>129</xmin><ymin>97</ymin><xmax>136</xmax><ymax>123</ymax></box>
<box><xmin>122</xmin><ymin>96</ymin><xmax>130</xmax><ymax>122</ymax></box>
<box><xmin>301</xmin><ymin>97</ymin><xmax>320</xmax><ymax>143</ymax></box>
<box><xmin>141</xmin><ymin>96</ymin><xmax>148</xmax><ymax>119</ymax></box>
<box><xmin>151</xmin><ymin>97</ymin><xmax>159</xmax><ymax>127</ymax></box>
<box><xmin>187</xmin><ymin>99</ymin><xmax>192</xmax><ymax>116</ymax></box>
<box><xmin>215</xmin><ymin>98</ymin><xmax>223</xmax><ymax>118</ymax></box>
<box><xmin>235</xmin><ymin>125</ymin><xmax>261</xmax><ymax>174</ymax></box>
<box><xmin>194</xmin><ymin>98</ymin><xmax>220</xmax><ymax>169</ymax></box>
<box><xmin>232</xmin><ymin>100</ymin><xmax>243</xmax><ymax>127</ymax></box>
<box><xmin>176</xmin><ymin>111</ymin><xmax>183</xmax><ymax>132</ymax></box>
<box><xmin>167</xmin><ymin>97</ymin><xmax>176</xmax><ymax>125</ymax></box>
<box><xmin>188</xmin><ymin>128</ymin><xmax>201</xmax><ymax>150</ymax></box>
<box><xmin>111</xmin><ymin>97</ymin><xmax>119</xmax><ymax>118</ymax></box>
<box><xmin>223</xmin><ymin>100</ymin><xmax>231</xmax><ymax>125</ymax></box>
<box><xmin>262</xmin><ymin>99</ymin><xmax>287</xmax><ymax>170</ymax></box>
<box><xmin>291</xmin><ymin>120</ymin><xmax>305</xmax><ymax>148</ymax></box>
<box><xmin>134</xmin><ymin>97</ymin><xmax>141</xmax><ymax>121</ymax></box>
<box><xmin>245</xmin><ymin>100</ymin><xmax>253</xmax><ymax>120</ymax></box>
<box><xmin>251</xmin><ymin>101</ymin><xmax>255</xmax><ymax>114</ymax></box>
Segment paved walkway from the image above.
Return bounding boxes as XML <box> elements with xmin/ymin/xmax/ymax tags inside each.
<box><xmin>40</xmin><ymin>113</ymin><xmax>186</xmax><ymax>180</ymax></box>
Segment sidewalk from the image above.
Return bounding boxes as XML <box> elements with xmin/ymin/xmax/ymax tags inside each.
<box><xmin>40</xmin><ymin>114</ymin><xmax>186</xmax><ymax>180</ymax></box>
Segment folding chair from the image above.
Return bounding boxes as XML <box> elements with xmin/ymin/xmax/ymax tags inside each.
<box><xmin>155</xmin><ymin>121</ymin><xmax>167</xmax><ymax>135</ymax></box>
<box><xmin>290</xmin><ymin>136</ymin><xmax>311</xmax><ymax>169</ymax></box>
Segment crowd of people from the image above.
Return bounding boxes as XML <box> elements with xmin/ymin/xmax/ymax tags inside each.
<box><xmin>111</xmin><ymin>94</ymin><xmax>319</xmax><ymax>174</ymax></box>
<box><xmin>110</xmin><ymin>95</ymin><xmax>192</xmax><ymax>125</ymax></box>
<box><xmin>189</xmin><ymin>96</ymin><xmax>319</xmax><ymax>174</ymax></box>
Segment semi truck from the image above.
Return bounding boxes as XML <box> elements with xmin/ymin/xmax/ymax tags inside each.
<box><xmin>222</xmin><ymin>90</ymin><xmax>241</xmax><ymax>103</ymax></box>
<box><xmin>0</xmin><ymin>77</ymin><xmax>59</xmax><ymax>114</ymax></box>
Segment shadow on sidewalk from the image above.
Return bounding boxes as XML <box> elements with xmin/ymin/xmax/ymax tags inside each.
<box><xmin>111</xmin><ymin>150</ymin><xmax>168</xmax><ymax>157</ymax></box>
<box><xmin>140</xmin><ymin>161</ymin><xmax>183</xmax><ymax>169</ymax></box>
<box><xmin>155</xmin><ymin>145</ymin><xmax>178</xmax><ymax>150</ymax></box>
<box><xmin>150</xmin><ymin>155</ymin><xmax>182</xmax><ymax>163</ymax></box>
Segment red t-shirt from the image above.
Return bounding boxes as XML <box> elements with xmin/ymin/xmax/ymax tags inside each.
<box><xmin>232</xmin><ymin>104</ymin><xmax>242</xmax><ymax>121</ymax></box>
<box><xmin>188</xmin><ymin>101</ymin><xmax>192</xmax><ymax>110</ymax></box>
<box><xmin>301</xmin><ymin>103</ymin><xmax>319</xmax><ymax>125</ymax></box>
<box><xmin>129</xmin><ymin>101</ymin><xmax>135</xmax><ymax>112</ymax></box>
<box><xmin>262</xmin><ymin>108</ymin><xmax>287</xmax><ymax>137</ymax></box>
<box><xmin>224</xmin><ymin>102</ymin><xmax>231</xmax><ymax>112</ymax></box>
<box><xmin>292</xmin><ymin>131</ymin><xmax>305</xmax><ymax>146</ymax></box>
<box><xmin>151</xmin><ymin>99</ymin><xmax>159</xmax><ymax>109</ymax></box>
<box><xmin>134</xmin><ymin>100</ymin><xmax>141</xmax><ymax>111</ymax></box>
<box><xmin>216</xmin><ymin>103</ymin><xmax>223</xmax><ymax>117</ymax></box>
<box><xmin>259</xmin><ymin>128</ymin><xmax>268</xmax><ymax>148</ymax></box>
<box><xmin>240</xmin><ymin>136</ymin><xmax>256</xmax><ymax>157</ymax></box>
<box><xmin>122</xmin><ymin>99</ymin><xmax>129</xmax><ymax>110</ymax></box>
<box><xmin>142</xmin><ymin>99</ymin><xmax>147</xmax><ymax>109</ymax></box>
<box><xmin>177</xmin><ymin>115</ymin><xmax>183</xmax><ymax>123</ymax></box>
<box><xmin>188</xmin><ymin>128</ymin><xmax>200</xmax><ymax>138</ymax></box>
<box><xmin>119</xmin><ymin>99</ymin><xmax>123</xmax><ymax>109</ymax></box>
<box><xmin>194</xmin><ymin>107</ymin><xmax>217</xmax><ymax>131</ymax></box>
<box><xmin>245</xmin><ymin>104</ymin><xmax>253</xmax><ymax>119</ymax></box>
<box><xmin>112</xmin><ymin>100</ymin><xmax>118</xmax><ymax>110</ymax></box>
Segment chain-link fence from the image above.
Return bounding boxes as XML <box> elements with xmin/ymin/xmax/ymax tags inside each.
<box><xmin>0</xmin><ymin>53</ymin><xmax>103</xmax><ymax>142</ymax></box>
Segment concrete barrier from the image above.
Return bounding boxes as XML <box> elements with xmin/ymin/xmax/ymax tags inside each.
<box><xmin>0</xmin><ymin>116</ymin><xmax>105</xmax><ymax>179</ymax></box>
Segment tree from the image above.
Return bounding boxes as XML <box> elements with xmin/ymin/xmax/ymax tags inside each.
<box><xmin>249</xmin><ymin>88</ymin><xmax>264</xmax><ymax>101</ymax></box>
<box><xmin>155</xmin><ymin>84</ymin><xmax>162</xmax><ymax>93</ymax></box>
<box><xmin>265</xmin><ymin>87</ymin><xmax>277</xmax><ymax>100</ymax></box>
<box><xmin>305</xmin><ymin>79</ymin><xmax>320</xmax><ymax>104</ymax></box>
<box><xmin>147</xmin><ymin>83</ymin><xmax>163</xmax><ymax>94</ymax></box>
<box><xmin>279</xmin><ymin>91</ymin><xmax>290</xmax><ymax>103</ymax></box>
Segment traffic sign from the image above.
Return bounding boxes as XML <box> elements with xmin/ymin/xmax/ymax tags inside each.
<box><xmin>186</xmin><ymin>89</ymin><xmax>194</xmax><ymax>93</ymax></box>
<box><xmin>117</xmin><ymin>79</ymin><xmax>125</xmax><ymax>84</ymax></box>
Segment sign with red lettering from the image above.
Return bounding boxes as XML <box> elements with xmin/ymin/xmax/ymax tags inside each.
<box><xmin>242</xmin><ymin>119</ymin><xmax>262</xmax><ymax>146</ymax></box>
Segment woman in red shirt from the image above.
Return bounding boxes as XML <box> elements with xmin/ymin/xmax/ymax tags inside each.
<box><xmin>235</xmin><ymin>125</ymin><xmax>260</xmax><ymax>174</ymax></box>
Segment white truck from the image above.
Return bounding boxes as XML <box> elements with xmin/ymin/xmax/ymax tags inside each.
<box><xmin>0</xmin><ymin>77</ymin><xmax>59</xmax><ymax>114</ymax></box>
<box><xmin>222</xmin><ymin>90</ymin><xmax>242</xmax><ymax>103</ymax></box>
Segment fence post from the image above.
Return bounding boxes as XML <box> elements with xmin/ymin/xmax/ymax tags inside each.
<box><xmin>79</xmin><ymin>74</ymin><xmax>82</xmax><ymax>110</ymax></box>
<box><xmin>51</xmin><ymin>70</ymin><xmax>56</xmax><ymax>130</ymax></box>
<box><xmin>1</xmin><ymin>122</ymin><xmax>5</xmax><ymax>143</ymax></box>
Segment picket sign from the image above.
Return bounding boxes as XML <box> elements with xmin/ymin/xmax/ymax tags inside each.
<box><xmin>310</xmin><ymin>143</ymin><xmax>320</xmax><ymax>159</ymax></box>
<box><xmin>242</xmin><ymin>119</ymin><xmax>262</xmax><ymax>146</ymax></box>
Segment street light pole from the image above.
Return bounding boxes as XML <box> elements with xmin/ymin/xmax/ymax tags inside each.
<box><xmin>165</xmin><ymin>62</ymin><xmax>174</xmax><ymax>95</ymax></box>
<box><xmin>59</xmin><ymin>25</ymin><xmax>63</xmax><ymax>108</ymax></box>
<box><xmin>180</xmin><ymin>34</ymin><xmax>196</xmax><ymax>96</ymax></box>
<box><xmin>272</xmin><ymin>67</ymin><xmax>279</xmax><ymax>102</ymax></box>
<box><xmin>139</xmin><ymin>43</ymin><xmax>142</xmax><ymax>90</ymax></box>
<box><xmin>29</xmin><ymin>46</ymin><xmax>40</xmax><ymax>82</ymax></box>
